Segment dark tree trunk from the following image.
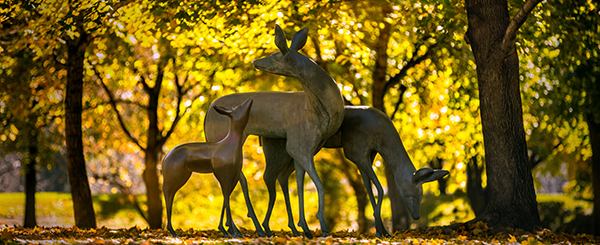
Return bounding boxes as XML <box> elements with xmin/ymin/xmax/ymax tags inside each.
<box><xmin>144</xmin><ymin>69</ymin><xmax>163</xmax><ymax>229</ymax></box>
<box><xmin>24</xmin><ymin>103</ymin><xmax>38</xmax><ymax>228</ymax></box>
<box><xmin>465</xmin><ymin>0</ymin><xmax>541</xmax><ymax>231</ymax></box>
<box><xmin>24</xmin><ymin>142</ymin><xmax>37</xmax><ymax>228</ymax></box>
<box><xmin>65</xmin><ymin>27</ymin><xmax>96</xmax><ymax>229</ymax></box>
<box><xmin>586</xmin><ymin>112</ymin><xmax>600</xmax><ymax>236</ymax></box>
<box><xmin>466</xmin><ymin>155</ymin><xmax>487</xmax><ymax>216</ymax></box>
<box><xmin>143</xmin><ymin>146</ymin><xmax>162</xmax><ymax>229</ymax></box>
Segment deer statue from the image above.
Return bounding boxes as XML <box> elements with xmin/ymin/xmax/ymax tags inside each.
<box><xmin>204</xmin><ymin>24</ymin><xmax>345</xmax><ymax>238</ymax></box>
<box><xmin>260</xmin><ymin>106</ymin><xmax>450</xmax><ymax>237</ymax></box>
<box><xmin>162</xmin><ymin>98</ymin><xmax>265</xmax><ymax>238</ymax></box>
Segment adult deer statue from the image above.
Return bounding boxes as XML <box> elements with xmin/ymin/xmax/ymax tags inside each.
<box><xmin>260</xmin><ymin>106</ymin><xmax>450</xmax><ymax>237</ymax></box>
<box><xmin>162</xmin><ymin>98</ymin><xmax>265</xmax><ymax>238</ymax></box>
<box><xmin>204</xmin><ymin>24</ymin><xmax>345</xmax><ymax>238</ymax></box>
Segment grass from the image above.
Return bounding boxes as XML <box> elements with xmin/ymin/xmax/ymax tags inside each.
<box><xmin>0</xmin><ymin>192</ymin><xmax>146</xmax><ymax>228</ymax></box>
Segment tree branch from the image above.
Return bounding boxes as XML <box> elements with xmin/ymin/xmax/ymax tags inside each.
<box><xmin>390</xmin><ymin>84</ymin><xmax>408</xmax><ymax>120</ymax></box>
<box><xmin>93</xmin><ymin>67</ymin><xmax>146</xmax><ymax>151</ymax></box>
<box><xmin>501</xmin><ymin>0</ymin><xmax>543</xmax><ymax>52</ymax></box>
<box><xmin>157</xmin><ymin>74</ymin><xmax>185</xmax><ymax>147</ymax></box>
<box><xmin>137</xmin><ymin>73</ymin><xmax>152</xmax><ymax>95</ymax></box>
<box><xmin>385</xmin><ymin>41</ymin><xmax>438</xmax><ymax>92</ymax></box>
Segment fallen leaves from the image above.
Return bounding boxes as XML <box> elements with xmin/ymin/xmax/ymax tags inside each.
<box><xmin>1</xmin><ymin>223</ymin><xmax>598</xmax><ymax>244</ymax></box>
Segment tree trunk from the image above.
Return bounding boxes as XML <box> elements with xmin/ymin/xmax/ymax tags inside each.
<box><xmin>65</xmin><ymin>28</ymin><xmax>96</xmax><ymax>229</ymax></box>
<box><xmin>144</xmin><ymin>122</ymin><xmax>162</xmax><ymax>229</ymax></box>
<box><xmin>24</xmin><ymin>142</ymin><xmax>37</xmax><ymax>228</ymax></box>
<box><xmin>24</xmin><ymin>106</ymin><xmax>38</xmax><ymax>228</ymax></box>
<box><xmin>465</xmin><ymin>0</ymin><xmax>541</xmax><ymax>231</ymax></box>
<box><xmin>143</xmin><ymin>147</ymin><xmax>162</xmax><ymax>229</ymax></box>
<box><xmin>144</xmin><ymin>73</ymin><xmax>163</xmax><ymax>229</ymax></box>
<box><xmin>466</xmin><ymin>155</ymin><xmax>487</xmax><ymax>216</ymax></box>
<box><xmin>586</xmin><ymin>112</ymin><xmax>600</xmax><ymax>236</ymax></box>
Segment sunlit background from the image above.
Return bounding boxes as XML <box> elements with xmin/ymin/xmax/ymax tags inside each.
<box><xmin>1</xmin><ymin>0</ymin><xmax>597</xmax><ymax>236</ymax></box>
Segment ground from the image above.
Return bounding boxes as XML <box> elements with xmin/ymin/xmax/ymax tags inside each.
<box><xmin>1</xmin><ymin>222</ymin><xmax>598</xmax><ymax>244</ymax></box>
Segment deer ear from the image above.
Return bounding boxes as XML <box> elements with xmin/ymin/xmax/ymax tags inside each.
<box><xmin>290</xmin><ymin>27</ymin><xmax>308</xmax><ymax>51</ymax></box>
<box><xmin>213</xmin><ymin>105</ymin><xmax>232</xmax><ymax>116</ymax></box>
<box><xmin>412</xmin><ymin>168</ymin><xmax>434</xmax><ymax>184</ymax></box>
<box><xmin>275</xmin><ymin>24</ymin><xmax>289</xmax><ymax>55</ymax></box>
<box><xmin>422</xmin><ymin>170</ymin><xmax>450</xmax><ymax>183</ymax></box>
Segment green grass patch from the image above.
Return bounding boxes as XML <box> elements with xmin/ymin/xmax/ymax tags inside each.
<box><xmin>0</xmin><ymin>192</ymin><xmax>146</xmax><ymax>228</ymax></box>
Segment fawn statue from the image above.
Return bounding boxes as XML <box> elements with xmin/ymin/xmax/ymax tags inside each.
<box><xmin>162</xmin><ymin>98</ymin><xmax>264</xmax><ymax>238</ymax></box>
<box><xmin>204</xmin><ymin>24</ymin><xmax>345</xmax><ymax>238</ymax></box>
<box><xmin>260</xmin><ymin>106</ymin><xmax>449</xmax><ymax>237</ymax></box>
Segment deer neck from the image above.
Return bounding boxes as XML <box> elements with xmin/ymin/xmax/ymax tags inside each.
<box><xmin>297</xmin><ymin>61</ymin><xmax>344</xmax><ymax>123</ymax></box>
<box><xmin>378</xmin><ymin>133</ymin><xmax>417</xmax><ymax>179</ymax></box>
<box><xmin>222</xmin><ymin>124</ymin><xmax>245</xmax><ymax>145</ymax></box>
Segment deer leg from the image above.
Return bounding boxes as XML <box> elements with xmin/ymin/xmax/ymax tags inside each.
<box><xmin>288</xmin><ymin>140</ymin><xmax>329</xmax><ymax>237</ymax></box>
<box><xmin>368</xmin><ymin>169</ymin><xmax>390</xmax><ymax>238</ymax></box>
<box><xmin>357</xmin><ymin>165</ymin><xmax>389</xmax><ymax>238</ymax></box>
<box><xmin>278</xmin><ymin>162</ymin><xmax>300</xmax><ymax>237</ymax></box>
<box><xmin>261</xmin><ymin>137</ymin><xmax>292</xmax><ymax>236</ymax></box>
<box><xmin>225</xmin><ymin>197</ymin><xmax>243</xmax><ymax>238</ymax></box>
<box><xmin>162</xmin><ymin>163</ymin><xmax>192</xmax><ymax>237</ymax></box>
<box><xmin>292</xmin><ymin>153</ymin><xmax>329</xmax><ymax>237</ymax></box>
<box><xmin>216</xmin><ymin>167</ymin><xmax>243</xmax><ymax>238</ymax></box>
<box><xmin>217</xmin><ymin>199</ymin><xmax>230</xmax><ymax>238</ymax></box>
<box><xmin>293</xmin><ymin>163</ymin><xmax>313</xmax><ymax>238</ymax></box>
<box><xmin>239</xmin><ymin>172</ymin><xmax>265</xmax><ymax>237</ymax></box>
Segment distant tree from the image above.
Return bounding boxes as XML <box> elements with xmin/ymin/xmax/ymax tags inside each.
<box><xmin>463</xmin><ymin>0</ymin><xmax>543</xmax><ymax>231</ymax></box>
<box><xmin>0</xmin><ymin>0</ymin><xmax>136</xmax><ymax>229</ymax></box>
<box><xmin>0</xmin><ymin>4</ymin><xmax>63</xmax><ymax>228</ymax></box>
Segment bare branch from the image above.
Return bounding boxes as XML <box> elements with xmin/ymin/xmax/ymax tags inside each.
<box><xmin>137</xmin><ymin>73</ymin><xmax>152</xmax><ymax>94</ymax></box>
<box><xmin>385</xmin><ymin>41</ymin><xmax>438</xmax><ymax>92</ymax></box>
<box><xmin>501</xmin><ymin>0</ymin><xmax>543</xmax><ymax>52</ymax></box>
<box><xmin>158</xmin><ymin>85</ymin><xmax>184</xmax><ymax>146</ymax></box>
<box><xmin>389</xmin><ymin>84</ymin><xmax>408</xmax><ymax>120</ymax></box>
<box><xmin>93</xmin><ymin>67</ymin><xmax>146</xmax><ymax>152</ymax></box>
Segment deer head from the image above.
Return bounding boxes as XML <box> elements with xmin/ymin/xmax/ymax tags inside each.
<box><xmin>213</xmin><ymin>98</ymin><xmax>253</xmax><ymax>128</ymax></box>
<box><xmin>396</xmin><ymin>168</ymin><xmax>449</xmax><ymax>220</ymax></box>
<box><xmin>253</xmin><ymin>24</ymin><xmax>310</xmax><ymax>78</ymax></box>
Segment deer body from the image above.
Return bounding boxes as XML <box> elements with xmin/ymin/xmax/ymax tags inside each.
<box><xmin>260</xmin><ymin>106</ymin><xmax>449</xmax><ymax>237</ymax></box>
<box><xmin>204</xmin><ymin>25</ymin><xmax>344</xmax><ymax>238</ymax></box>
<box><xmin>206</xmin><ymin>92</ymin><xmax>322</xmax><ymax>139</ymax></box>
<box><xmin>162</xmin><ymin>98</ymin><xmax>265</xmax><ymax>238</ymax></box>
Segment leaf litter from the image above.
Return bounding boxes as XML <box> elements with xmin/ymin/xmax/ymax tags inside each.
<box><xmin>1</xmin><ymin>222</ymin><xmax>598</xmax><ymax>244</ymax></box>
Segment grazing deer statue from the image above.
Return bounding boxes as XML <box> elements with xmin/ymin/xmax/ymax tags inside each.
<box><xmin>162</xmin><ymin>98</ymin><xmax>264</xmax><ymax>238</ymax></box>
<box><xmin>260</xmin><ymin>106</ymin><xmax>449</xmax><ymax>237</ymax></box>
<box><xmin>204</xmin><ymin>25</ymin><xmax>345</xmax><ymax>238</ymax></box>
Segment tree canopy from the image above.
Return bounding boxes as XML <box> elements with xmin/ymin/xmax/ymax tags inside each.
<box><xmin>0</xmin><ymin>0</ymin><xmax>597</xmax><ymax>235</ymax></box>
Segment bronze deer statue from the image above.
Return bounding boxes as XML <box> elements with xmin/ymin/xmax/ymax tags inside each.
<box><xmin>260</xmin><ymin>106</ymin><xmax>449</xmax><ymax>237</ymax></box>
<box><xmin>162</xmin><ymin>98</ymin><xmax>264</xmax><ymax>238</ymax></box>
<box><xmin>204</xmin><ymin>25</ymin><xmax>345</xmax><ymax>238</ymax></box>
